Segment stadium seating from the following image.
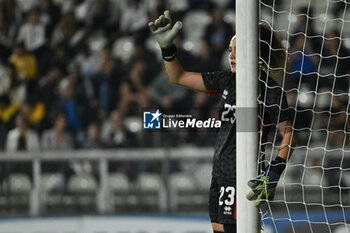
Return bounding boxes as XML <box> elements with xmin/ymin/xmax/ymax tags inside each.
<box><xmin>9</xmin><ymin>174</ymin><xmax>31</xmax><ymax>193</ymax></box>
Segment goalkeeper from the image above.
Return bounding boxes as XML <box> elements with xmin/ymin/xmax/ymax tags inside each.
<box><xmin>149</xmin><ymin>11</ymin><xmax>295</xmax><ymax>233</ymax></box>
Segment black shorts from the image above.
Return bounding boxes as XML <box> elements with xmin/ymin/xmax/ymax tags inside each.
<box><xmin>209</xmin><ymin>176</ymin><xmax>236</xmax><ymax>225</ymax></box>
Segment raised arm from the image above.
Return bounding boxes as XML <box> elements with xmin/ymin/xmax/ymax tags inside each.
<box><xmin>149</xmin><ymin>11</ymin><xmax>206</xmax><ymax>92</ymax></box>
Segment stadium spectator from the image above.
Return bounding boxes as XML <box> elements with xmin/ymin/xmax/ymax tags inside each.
<box><xmin>45</xmin><ymin>43</ymin><xmax>70</xmax><ymax>75</ymax></box>
<box><xmin>38</xmin><ymin>69</ymin><xmax>62</xmax><ymax>116</ymax></box>
<box><xmin>41</xmin><ymin>113</ymin><xmax>74</xmax><ymax>150</ymax></box>
<box><xmin>75</xmin><ymin>44</ymin><xmax>101</xmax><ymax>78</ymax></box>
<box><xmin>124</xmin><ymin>38</ymin><xmax>160</xmax><ymax>80</ymax></box>
<box><xmin>41</xmin><ymin>112</ymin><xmax>83</xmax><ymax>181</ymax></box>
<box><xmin>64</xmin><ymin>61</ymin><xmax>92</xmax><ymax>103</ymax></box>
<box><xmin>101</xmin><ymin>110</ymin><xmax>136</xmax><ymax>148</ymax></box>
<box><xmin>204</xmin><ymin>8</ymin><xmax>234</xmax><ymax>58</ymax></box>
<box><xmin>19</xmin><ymin>97</ymin><xmax>46</xmax><ymax>131</ymax></box>
<box><xmin>319</xmin><ymin>31</ymin><xmax>350</xmax><ymax>92</ymax></box>
<box><xmin>60</xmin><ymin>0</ymin><xmax>75</xmax><ymax>14</ymax></box>
<box><xmin>119</xmin><ymin>0</ymin><xmax>151</xmax><ymax>36</ymax></box>
<box><xmin>82</xmin><ymin>122</ymin><xmax>104</xmax><ymax>148</ymax></box>
<box><xmin>0</xmin><ymin>0</ymin><xmax>22</xmax><ymax>27</ymax></box>
<box><xmin>5</xmin><ymin>114</ymin><xmax>40</xmax><ymax>152</ymax></box>
<box><xmin>9</xmin><ymin>43</ymin><xmax>38</xmax><ymax>81</ymax></box>
<box><xmin>119</xmin><ymin>60</ymin><xmax>150</xmax><ymax>116</ymax></box>
<box><xmin>0</xmin><ymin>94</ymin><xmax>19</xmax><ymax>126</ymax></box>
<box><xmin>287</xmin><ymin>11</ymin><xmax>323</xmax><ymax>141</ymax></box>
<box><xmin>288</xmin><ymin>34</ymin><xmax>318</xmax><ymax>89</ymax></box>
<box><xmin>0</xmin><ymin>63</ymin><xmax>26</xmax><ymax>105</ymax></box>
<box><xmin>4</xmin><ymin>114</ymin><xmax>40</xmax><ymax>178</ymax></box>
<box><xmin>60</xmin><ymin>61</ymin><xmax>97</xmax><ymax>132</ymax></box>
<box><xmin>0</xmin><ymin>64</ymin><xmax>12</xmax><ymax>98</ymax></box>
<box><xmin>36</xmin><ymin>0</ymin><xmax>61</xmax><ymax>40</ymax></box>
<box><xmin>0</xmin><ymin>95</ymin><xmax>20</xmax><ymax>149</ymax></box>
<box><xmin>17</xmin><ymin>9</ymin><xmax>47</xmax><ymax>61</ymax></box>
<box><xmin>58</xmin><ymin>75</ymin><xmax>83</xmax><ymax>143</ymax></box>
<box><xmin>89</xmin><ymin>0</ymin><xmax>110</xmax><ymax>30</ymax></box>
<box><xmin>91</xmin><ymin>49</ymin><xmax>125</xmax><ymax>115</ymax></box>
<box><xmin>290</xmin><ymin>6</ymin><xmax>322</xmax><ymax>54</ymax></box>
<box><xmin>8</xmin><ymin>43</ymin><xmax>38</xmax><ymax>103</ymax></box>
<box><xmin>51</xmin><ymin>12</ymin><xmax>86</xmax><ymax>49</ymax></box>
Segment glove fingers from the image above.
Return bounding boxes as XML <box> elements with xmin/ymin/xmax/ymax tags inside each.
<box><xmin>158</xmin><ymin>15</ymin><xmax>164</xmax><ymax>26</ymax></box>
<box><xmin>148</xmin><ymin>22</ymin><xmax>157</xmax><ymax>32</ymax></box>
<box><xmin>151</xmin><ymin>14</ymin><xmax>172</xmax><ymax>34</ymax></box>
<box><xmin>158</xmin><ymin>15</ymin><xmax>169</xmax><ymax>27</ymax></box>
<box><xmin>255</xmin><ymin>189</ymin><xmax>267</xmax><ymax>207</ymax></box>
<box><xmin>155</xmin><ymin>18</ymin><xmax>162</xmax><ymax>27</ymax></box>
<box><xmin>248</xmin><ymin>179</ymin><xmax>261</xmax><ymax>189</ymax></box>
<box><xmin>164</xmin><ymin>10</ymin><xmax>172</xmax><ymax>22</ymax></box>
<box><xmin>168</xmin><ymin>21</ymin><xmax>182</xmax><ymax>40</ymax></box>
<box><xmin>246</xmin><ymin>189</ymin><xmax>261</xmax><ymax>201</ymax></box>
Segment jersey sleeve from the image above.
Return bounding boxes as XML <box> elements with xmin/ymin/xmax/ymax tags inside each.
<box><xmin>201</xmin><ymin>71</ymin><xmax>232</xmax><ymax>96</ymax></box>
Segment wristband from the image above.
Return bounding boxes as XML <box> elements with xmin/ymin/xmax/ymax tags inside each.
<box><xmin>269</xmin><ymin>156</ymin><xmax>286</xmax><ymax>175</ymax></box>
<box><xmin>161</xmin><ymin>44</ymin><xmax>177</xmax><ymax>62</ymax></box>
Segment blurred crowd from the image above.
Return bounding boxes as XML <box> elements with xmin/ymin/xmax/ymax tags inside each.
<box><xmin>1</xmin><ymin>0</ymin><xmax>350</xmax><ymax>155</ymax></box>
<box><xmin>0</xmin><ymin>0</ymin><xmax>236</xmax><ymax>152</ymax></box>
<box><xmin>284</xmin><ymin>5</ymin><xmax>350</xmax><ymax>148</ymax></box>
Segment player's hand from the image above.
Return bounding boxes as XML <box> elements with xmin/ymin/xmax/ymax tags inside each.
<box><xmin>246</xmin><ymin>170</ymin><xmax>280</xmax><ymax>208</ymax></box>
<box><xmin>148</xmin><ymin>10</ymin><xmax>182</xmax><ymax>49</ymax></box>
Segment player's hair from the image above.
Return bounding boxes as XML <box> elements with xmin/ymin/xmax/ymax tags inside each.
<box><xmin>259</xmin><ymin>23</ymin><xmax>287</xmax><ymax>79</ymax></box>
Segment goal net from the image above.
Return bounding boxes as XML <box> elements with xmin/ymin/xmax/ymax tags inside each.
<box><xmin>259</xmin><ymin>0</ymin><xmax>350</xmax><ymax>232</ymax></box>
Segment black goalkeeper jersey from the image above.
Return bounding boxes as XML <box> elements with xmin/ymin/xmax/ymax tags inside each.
<box><xmin>201</xmin><ymin>70</ymin><xmax>292</xmax><ymax>182</ymax></box>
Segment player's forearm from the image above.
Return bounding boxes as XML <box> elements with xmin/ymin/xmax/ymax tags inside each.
<box><xmin>163</xmin><ymin>58</ymin><xmax>206</xmax><ymax>92</ymax></box>
<box><xmin>164</xmin><ymin>58</ymin><xmax>186</xmax><ymax>84</ymax></box>
<box><xmin>276</xmin><ymin>130</ymin><xmax>295</xmax><ymax>160</ymax></box>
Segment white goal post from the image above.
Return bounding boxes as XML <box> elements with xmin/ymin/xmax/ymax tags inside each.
<box><xmin>236</xmin><ymin>0</ymin><xmax>259</xmax><ymax>233</ymax></box>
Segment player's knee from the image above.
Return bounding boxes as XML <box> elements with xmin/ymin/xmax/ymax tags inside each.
<box><xmin>223</xmin><ymin>224</ymin><xmax>236</xmax><ymax>233</ymax></box>
<box><xmin>212</xmin><ymin>222</ymin><xmax>225</xmax><ymax>232</ymax></box>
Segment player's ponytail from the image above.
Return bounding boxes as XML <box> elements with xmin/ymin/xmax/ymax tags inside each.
<box><xmin>259</xmin><ymin>23</ymin><xmax>287</xmax><ymax>83</ymax></box>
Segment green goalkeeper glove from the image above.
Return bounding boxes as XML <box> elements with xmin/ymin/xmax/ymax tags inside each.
<box><xmin>246</xmin><ymin>157</ymin><xmax>286</xmax><ymax>208</ymax></box>
<box><xmin>246</xmin><ymin>170</ymin><xmax>280</xmax><ymax>208</ymax></box>
<box><xmin>148</xmin><ymin>10</ymin><xmax>182</xmax><ymax>61</ymax></box>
